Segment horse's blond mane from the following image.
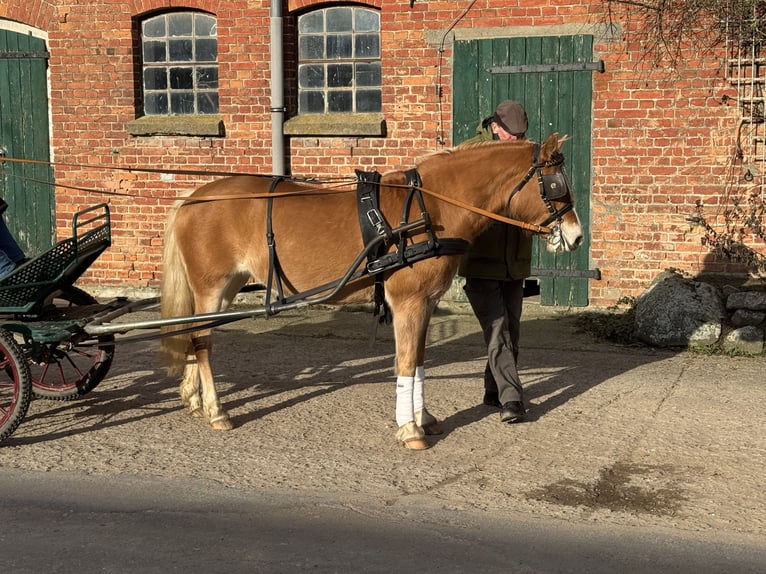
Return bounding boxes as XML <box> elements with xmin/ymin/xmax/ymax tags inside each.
<box><xmin>414</xmin><ymin>138</ymin><xmax>532</xmax><ymax>166</ymax></box>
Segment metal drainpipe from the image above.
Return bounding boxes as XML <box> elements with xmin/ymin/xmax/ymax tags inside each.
<box><xmin>270</xmin><ymin>2</ymin><xmax>285</xmax><ymax>176</ymax></box>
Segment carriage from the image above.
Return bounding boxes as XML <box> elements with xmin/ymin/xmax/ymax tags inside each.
<box><xmin>0</xmin><ymin>134</ymin><xmax>583</xmax><ymax>446</ymax></box>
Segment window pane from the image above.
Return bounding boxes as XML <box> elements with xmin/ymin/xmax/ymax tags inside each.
<box><xmin>195</xmin><ymin>14</ymin><xmax>216</xmax><ymax>36</ymax></box>
<box><xmin>298</xmin><ymin>64</ymin><xmax>324</xmax><ymax>88</ymax></box>
<box><xmin>326</xmin><ymin>35</ymin><xmax>352</xmax><ymax>59</ymax></box>
<box><xmin>169</xmin><ymin>39</ymin><xmax>193</xmax><ymax>61</ymax></box>
<box><xmin>168</xmin><ymin>13</ymin><xmax>193</xmax><ymax>36</ymax></box>
<box><xmin>169</xmin><ymin>67</ymin><xmax>194</xmax><ymax>89</ymax></box>
<box><xmin>328</xmin><ymin>91</ymin><xmax>352</xmax><ymax>112</ymax></box>
<box><xmin>196</xmin><ymin>38</ymin><xmax>217</xmax><ymax>62</ymax></box>
<box><xmin>355</xmin><ymin>10</ymin><xmax>379</xmax><ymax>32</ymax></box>
<box><xmin>355</xmin><ymin>62</ymin><xmax>380</xmax><ymax>87</ymax></box>
<box><xmin>327</xmin><ymin>64</ymin><xmax>352</xmax><ymax>87</ymax></box>
<box><xmin>326</xmin><ymin>8</ymin><xmax>352</xmax><ymax>32</ymax></box>
<box><xmin>144</xmin><ymin>68</ymin><xmax>167</xmax><ymax>90</ymax></box>
<box><xmin>299</xmin><ymin>11</ymin><xmax>324</xmax><ymax>34</ymax></box>
<box><xmin>197</xmin><ymin>92</ymin><xmax>219</xmax><ymax>114</ymax></box>
<box><xmin>300</xmin><ymin>91</ymin><xmax>325</xmax><ymax>113</ymax></box>
<box><xmin>144</xmin><ymin>92</ymin><xmax>168</xmax><ymax>115</ymax></box>
<box><xmin>143</xmin><ymin>41</ymin><xmax>166</xmax><ymax>62</ymax></box>
<box><xmin>196</xmin><ymin>67</ymin><xmax>218</xmax><ymax>89</ymax></box>
<box><xmin>356</xmin><ymin>90</ymin><xmax>381</xmax><ymax>112</ymax></box>
<box><xmin>144</xmin><ymin>17</ymin><xmax>166</xmax><ymax>38</ymax></box>
<box><xmin>299</xmin><ymin>36</ymin><xmax>324</xmax><ymax>60</ymax></box>
<box><xmin>355</xmin><ymin>34</ymin><xmax>379</xmax><ymax>59</ymax></box>
<box><xmin>171</xmin><ymin>92</ymin><xmax>195</xmax><ymax>114</ymax></box>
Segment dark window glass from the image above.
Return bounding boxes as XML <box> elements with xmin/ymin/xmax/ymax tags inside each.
<box><xmin>356</xmin><ymin>90</ymin><xmax>381</xmax><ymax>112</ymax></box>
<box><xmin>298</xmin><ymin>65</ymin><xmax>324</xmax><ymax>88</ymax></box>
<box><xmin>143</xmin><ymin>41</ymin><xmax>166</xmax><ymax>63</ymax></box>
<box><xmin>144</xmin><ymin>93</ymin><xmax>168</xmax><ymax>114</ymax></box>
<box><xmin>196</xmin><ymin>67</ymin><xmax>218</xmax><ymax>89</ymax></box>
<box><xmin>300</xmin><ymin>91</ymin><xmax>325</xmax><ymax>113</ymax></box>
<box><xmin>326</xmin><ymin>8</ymin><xmax>352</xmax><ymax>32</ymax></box>
<box><xmin>144</xmin><ymin>68</ymin><xmax>167</xmax><ymax>90</ymax></box>
<box><xmin>168</xmin><ymin>13</ymin><xmax>193</xmax><ymax>36</ymax></box>
<box><xmin>141</xmin><ymin>12</ymin><xmax>218</xmax><ymax>116</ymax></box>
<box><xmin>355</xmin><ymin>34</ymin><xmax>379</xmax><ymax>59</ymax></box>
<box><xmin>355</xmin><ymin>10</ymin><xmax>379</xmax><ymax>32</ymax></box>
<box><xmin>195</xmin><ymin>14</ymin><xmax>216</xmax><ymax>36</ymax></box>
<box><xmin>355</xmin><ymin>62</ymin><xmax>380</xmax><ymax>87</ymax></box>
<box><xmin>169</xmin><ymin>67</ymin><xmax>194</xmax><ymax>89</ymax></box>
<box><xmin>169</xmin><ymin>39</ymin><xmax>193</xmax><ymax>61</ymax></box>
<box><xmin>198</xmin><ymin>93</ymin><xmax>219</xmax><ymax>114</ymax></box>
<box><xmin>144</xmin><ymin>18</ymin><xmax>166</xmax><ymax>38</ymax></box>
<box><xmin>196</xmin><ymin>39</ymin><xmax>217</xmax><ymax>62</ymax></box>
<box><xmin>296</xmin><ymin>7</ymin><xmax>380</xmax><ymax>114</ymax></box>
<box><xmin>171</xmin><ymin>92</ymin><xmax>195</xmax><ymax>114</ymax></box>
<box><xmin>327</xmin><ymin>64</ymin><xmax>352</xmax><ymax>87</ymax></box>
<box><xmin>327</xmin><ymin>35</ymin><xmax>352</xmax><ymax>59</ymax></box>
<box><xmin>299</xmin><ymin>11</ymin><xmax>323</xmax><ymax>34</ymax></box>
<box><xmin>299</xmin><ymin>36</ymin><xmax>324</xmax><ymax>60</ymax></box>
<box><xmin>328</xmin><ymin>91</ymin><xmax>352</xmax><ymax>112</ymax></box>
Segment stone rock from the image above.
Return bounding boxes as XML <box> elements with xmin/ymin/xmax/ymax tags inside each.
<box><xmin>726</xmin><ymin>291</ymin><xmax>766</xmax><ymax>311</ymax></box>
<box><xmin>730</xmin><ymin>309</ymin><xmax>766</xmax><ymax>328</ymax></box>
<box><xmin>634</xmin><ymin>270</ymin><xmax>726</xmax><ymax>347</ymax></box>
<box><xmin>722</xmin><ymin>326</ymin><xmax>765</xmax><ymax>355</ymax></box>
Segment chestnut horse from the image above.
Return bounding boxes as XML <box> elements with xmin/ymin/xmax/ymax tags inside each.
<box><xmin>160</xmin><ymin>133</ymin><xmax>583</xmax><ymax>449</ymax></box>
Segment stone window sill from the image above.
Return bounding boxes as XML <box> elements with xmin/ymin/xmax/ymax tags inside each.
<box><xmin>284</xmin><ymin>113</ymin><xmax>386</xmax><ymax>137</ymax></box>
<box><xmin>127</xmin><ymin>115</ymin><xmax>225</xmax><ymax>137</ymax></box>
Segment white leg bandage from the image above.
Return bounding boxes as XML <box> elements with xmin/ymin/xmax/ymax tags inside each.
<box><xmin>395</xmin><ymin>375</ymin><xmax>415</xmax><ymax>427</ymax></box>
<box><xmin>413</xmin><ymin>365</ymin><xmax>425</xmax><ymax>413</ymax></box>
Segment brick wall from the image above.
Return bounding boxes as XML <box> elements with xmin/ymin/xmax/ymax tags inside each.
<box><xmin>1</xmin><ymin>0</ymin><xmax>760</xmax><ymax>306</ymax></box>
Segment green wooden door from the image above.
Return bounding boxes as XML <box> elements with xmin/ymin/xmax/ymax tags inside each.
<box><xmin>453</xmin><ymin>35</ymin><xmax>593</xmax><ymax>306</ymax></box>
<box><xmin>0</xmin><ymin>28</ymin><xmax>55</xmax><ymax>254</ymax></box>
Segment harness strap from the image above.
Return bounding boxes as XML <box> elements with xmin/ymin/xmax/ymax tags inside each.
<box><xmin>265</xmin><ymin>176</ymin><xmax>287</xmax><ymax>315</ymax></box>
<box><xmin>355</xmin><ymin>170</ymin><xmax>392</xmax><ymax>323</ymax></box>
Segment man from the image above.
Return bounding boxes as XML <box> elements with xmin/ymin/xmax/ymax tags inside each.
<box><xmin>458</xmin><ymin>100</ymin><xmax>531</xmax><ymax>424</ymax></box>
<box><xmin>0</xmin><ymin>198</ymin><xmax>28</xmax><ymax>278</ymax></box>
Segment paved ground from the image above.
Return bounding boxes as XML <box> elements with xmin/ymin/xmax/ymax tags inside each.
<box><xmin>1</xmin><ymin>298</ymin><xmax>765</xmax><ymax>550</ymax></box>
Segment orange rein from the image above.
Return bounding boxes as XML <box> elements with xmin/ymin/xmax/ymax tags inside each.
<box><xmin>0</xmin><ymin>156</ymin><xmax>552</xmax><ymax>234</ymax></box>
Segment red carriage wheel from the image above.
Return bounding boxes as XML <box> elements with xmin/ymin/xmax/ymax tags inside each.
<box><xmin>0</xmin><ymin>327</ymin><xmax>32</xmax><ymax>442</ymax></box>
<box><xmin>28</xmin><ymin>286</ymin><xmax>115</xmax><ymax>401</ymax></box>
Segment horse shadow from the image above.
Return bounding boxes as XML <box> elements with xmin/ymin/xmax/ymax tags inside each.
<box><xmin>10</xmin><ymin>303</ymin><xmax>676</xmax><ymax>446</ymax></box>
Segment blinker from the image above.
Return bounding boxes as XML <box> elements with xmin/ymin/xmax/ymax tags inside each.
<box><xmin>540</xmin><ymin>170</ymin><xmax>571</xmax><ymax>200</ymax></box>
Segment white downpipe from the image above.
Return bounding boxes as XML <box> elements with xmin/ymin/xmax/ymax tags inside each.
<box><xmin>270</xmin><ymin>4</ymin><xmax>285</xmax><ymax>176</ymax></box>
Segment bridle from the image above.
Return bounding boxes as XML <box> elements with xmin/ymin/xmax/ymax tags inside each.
<box><xmin>507</xmin><ymin>144</ymin><xmax>575</xmax><ymax>229</ymax></box>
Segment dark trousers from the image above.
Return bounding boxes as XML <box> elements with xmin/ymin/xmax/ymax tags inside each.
<box><xmin>463</xmin><ymin>277</ymin><xmax>524</xmax><ymax>404</ymax></box>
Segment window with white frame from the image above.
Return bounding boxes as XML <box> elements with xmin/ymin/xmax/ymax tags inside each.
<box><xmin>140</xmin><ymin>12</ymin><xmax>218</xmax><ymax>115</ymax></box>
<box><xmin>297</xmin><ymin>6</ymin><xmax>381</xmax><ymax>113</ymax></box>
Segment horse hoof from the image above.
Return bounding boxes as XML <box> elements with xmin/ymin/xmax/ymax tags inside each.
<box><xmin>210</xmin><ymin>415</ymin><xmax>234</xmax><ymax>430</ymax></box>
<box><xmin>396</xmin><ymin>421</ymin><xmax>428</xmax><ymax>450</ymax></box>
<box><xmin>414</xmin><ymin>408</ymin><xmax>443</xmax><ymax>435</ymax></box>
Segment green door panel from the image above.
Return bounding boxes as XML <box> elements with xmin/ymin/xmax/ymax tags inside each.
<box><xmin>453</xmin><ymin>35</ymin><xmax>593</xmax><ymax>306</ymax></box>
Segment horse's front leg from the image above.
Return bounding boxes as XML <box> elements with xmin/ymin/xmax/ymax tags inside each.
<box><xmin>413</xmin><ymin>299</ymin><xmax>442</xmax><ymax>436</ymax></box>
<box><xmin>192</xmin><ymin>332</ymin><xmax>233</xmax><ymax>430</ymax></box>
<box><xmin>392</xmin><ymin>298</ymin><xmax>431</xmax><ymax>450</ymax></box>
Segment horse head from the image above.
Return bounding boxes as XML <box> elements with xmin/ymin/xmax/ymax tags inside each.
<box><xmin>507</xmin><ymin>133</ymin><xmax>584</xmax><ymax>253</ymax></box>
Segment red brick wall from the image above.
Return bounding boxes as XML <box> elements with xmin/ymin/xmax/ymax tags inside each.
<box><xmin>1</xmin><ymin>1</ymin><xmax>760</xmax><ymax>306</ymax></box>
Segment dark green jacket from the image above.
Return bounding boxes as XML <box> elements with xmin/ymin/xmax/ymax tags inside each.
<box><xmin>457</xmin><ymin>119</ymin><xmax>533</xmax><ymax>281</ymax></box>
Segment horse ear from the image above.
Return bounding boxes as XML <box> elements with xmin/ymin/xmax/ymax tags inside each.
<box><xmin>540</xmin><ymin>132</ymin><xmax>559</xmax><ymax>159</ymax></box>
<box><xmin>540</xmin><ymin>133</ymin><xmax>569</xmax><ymax>159</ymax></box>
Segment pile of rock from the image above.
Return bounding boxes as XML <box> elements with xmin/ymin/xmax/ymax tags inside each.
<box><xmin>634</xmin><ymin>269</ymin><xmax>766</xmax><ymax>355</ymax></box>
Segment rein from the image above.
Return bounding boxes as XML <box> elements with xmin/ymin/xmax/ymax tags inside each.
<box><xmin>0</xmin><ymin>154</ymin><xmax>559</xmax><ymax>233</ymax></box>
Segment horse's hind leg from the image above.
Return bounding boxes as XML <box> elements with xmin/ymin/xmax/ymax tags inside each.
<box><xmin>179</xmin><ymin>341</ymin><xmax>203</xmax><ymax>417</ymax></box>
<box><xmin>192</xmin><ymin>331</ymin><xmax>233</xmax><ymax>430</ymax></box>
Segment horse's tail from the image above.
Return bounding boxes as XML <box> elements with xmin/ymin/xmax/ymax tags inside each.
<box><xmin>160</xmin><ymin>205</ymin><xmax>194</xmax><ymax>376</ymax></box>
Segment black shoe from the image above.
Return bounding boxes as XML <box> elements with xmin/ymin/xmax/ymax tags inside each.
<box><xmin>500</xmin><ymin>401</ymin><xmax>526</xmax><ymax>423</ymax></box>
<box><xmin>483</xmin><ymin>391</ymin><xmax>502</xmax><ymax>408</ymax></box>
